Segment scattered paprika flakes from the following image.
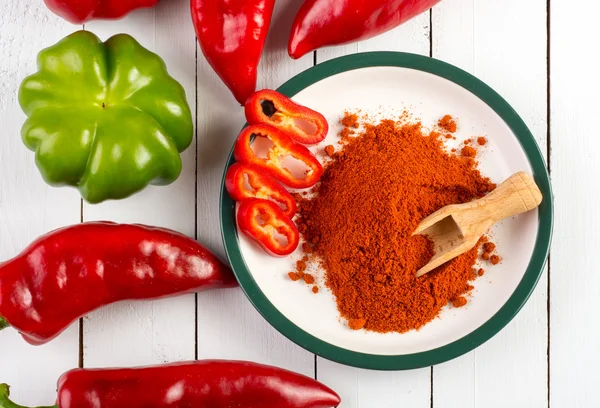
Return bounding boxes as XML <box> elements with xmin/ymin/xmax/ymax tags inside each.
<box><xmin>445</xmin><ymin>134</ymin><xmax>453</xmax><ymax>139</ymax></box>
<box><xmin>348</xmin><ymin>318</ymin><xmax>367</xmax><ymax>331</ymax></box>
<box><xmin>296</xmin><ymin>259</ymin><xmax>307</xmax><ymax>272</ymax></box>
<box><xmin>303</xmin><ymin>274</ymin><xmax>315</xmax><ymax>284</ymax></box>
<box><xmin>477</xmin><ymin>136</ymin><xmax>488</xmax><ymax>146</ymax></box>
<box><xmin>464</xmin><ymin>139</ymin><xmax>471</xmax><ymax>145</ymax></box>
<box><xmin>340</xmin><ymin>127</ymin><xmax>357</xmax><ymax>143</ymax></box>
<box><xmin>438</xmin><ymin>114</ymin><xmax>457</xmax><ymax>133</ymax></box>
<box><xmin>483</xmin><ymin>242</ymin><xmax>496</xmax><ymax>253</ymax></box>
<box><xmin>302</xmin><ymin>243</ymin><xmax>314</xmax><ymax>253</ymax></box>
<box><xmin>341</xmin><ymin>113</ymin><xmax>359</xmax><ymax>128</ymax></box>
<box><xmin>296</xmin><ymin>113</ymin><xmax>495</xmax><ymax>333</ymax></box>
<box><xmin>312</xmin><ymin>286</ymin><xmax>319</xmax><ymax>294</ymax></box>
<box><xmin>461</xmin><ymin>145</ymin><xmax>477</xmax><ymax>157</ymax></box>
<box><xmin>324</xmin><ymin>145</ymin><xmax>335</xmax><ymax>158</ymax></box>
<box><xmin>478</xmin><ymin>268</ymin><xmax>485</xmax><ymax>276</ymax></box>
<box><xmin>297</xmin><ymin>270</ymin><xmax>305</xmax><ymax>279</ymax></box>
<box><xmin>490</xmin><ymin>255</ymin><xmax>501</xmax><ymax>265</ymax></box>
<box><xmin>482</xmin><ymin>252</ymin><xmax>490</xmax><ymax>261</ymax></box>
<box><xmin>288</xmin><ymin>272</ymin><xmax>300</xmax><ymax>281</ymax></box>
<box><xmin>452</xmin><ymin>296</ymin><xmax>468</xmax><ymax>308</ymax></box>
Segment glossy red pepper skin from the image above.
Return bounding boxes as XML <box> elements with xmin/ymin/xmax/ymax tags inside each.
<box><xmin>288</xmin><ymin>0</ymin><xmax>441</xmax><ymax>59</ymax></box>
<box><xmin>226</xmin><ymin>163</ymin><xmax>297</xmax><ymax>218</ymax></box>
<box><xmin>191</xmin><ymin>0</ymin><xmax>276</xmax><ymax>104</ymax></box>
<box><xmin>0</xmin><ymin>360</ymin><xmax>341</xmax><ymax>408</ymax></box>
<box><xmin>43</xmin><ymin>0</ymin><xmax>159</xmax><ymax>24</ymax></box>
<box><xmin>245</xmin><ymin>89</ymin><xmax>329</xmax><ymax>144</ymax></box>
<box><xmin>237</xmin><ymin>199</ymin><xmax>300</xmax><ymax>256</ymax></box>
<box><xmin>234</xmin><ymin>124</ymin><xmax>323</xmax><ymax>189</ymax></box>
<box><xmin>0</xmin><ymin>222</ymin><xmax>236</xmax><ymax>345</ymax></box>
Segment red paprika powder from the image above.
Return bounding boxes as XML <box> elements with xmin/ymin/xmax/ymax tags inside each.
<box><xmin>296</xmin><ymin>114</ymin><xmax>496</xmax><ymax>333</ymax></box>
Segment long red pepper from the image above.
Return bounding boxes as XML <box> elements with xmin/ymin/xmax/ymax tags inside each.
<box><xmin>0</xmin><ymin>360</ymin><xmax>341</xmax><ymax>408</ymax></box>
<box><xmin>43</xmin><ymin>0</ymin><xmax>159</xmax><ymax>24</ymax></box>
<box><xmin>191</xmin><ymin>0</ymin><xmax>276</xmax><ymax>104</ymax></box>
<box><xmin>0</xmin><ymin>222</ymin><xmax>237</xmax><ymax>345</ymax></box>
<box><xmin>288</xmin><ymin>0</ymin><xmax>441</xmax><ymax>59</ymax></box>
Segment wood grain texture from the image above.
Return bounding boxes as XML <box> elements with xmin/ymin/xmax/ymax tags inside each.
<box><xmin>83</xmin><ymin>0</ymin><xmax>197</xmax><ymax>367</ymax></box>
<box><xmin>0</xmin><ymin>2</ymin><xmax>80</xmax><ymax>406</ymax></box>
<box><xmin>195</xmin><ymin>0</ymin><xmax>316</xmax><ymax>377</ymax></box>
<box><xmin>315</xmin><ymin>11</ymin><xmax>433</xmax><ymax>408</ymax></box>
<box><xmin>432</xmin><ymin>0</ymin><xmax>548</xmax><ymax>407</ymax></box>
<box><xmin>549</xmin><ymin>1</ymin><xmax>597</xmax><ymax>406</ymax></box>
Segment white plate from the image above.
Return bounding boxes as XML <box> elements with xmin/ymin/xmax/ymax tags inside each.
<box><xmin>221</xmin><ymin>52</ymin><xmax>552</xmax><ymax>370</ymax></box>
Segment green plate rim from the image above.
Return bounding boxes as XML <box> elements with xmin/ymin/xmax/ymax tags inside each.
<box><xmin>219</xmin><ymin>51</ymin><xmax>554</xmax><ymax>370</ymax></box>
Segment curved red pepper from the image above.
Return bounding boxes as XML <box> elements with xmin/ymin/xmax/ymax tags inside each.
<box><xmin>191</xmin><ymin>0</ymin><xmax>276</xmax><ymax>104</ymax></box>
<box><xmin>226</xmin><ymin>163</ymin><xmax>297</xmax><ymax>218</ymax></box>
<box><xmin>237</xmin><ymin>199</ymin><xmax>299</xmax><ymax>256</ymax></box>
<box><xmin>288</xmin><ymin>0</ymin><xmax>441</xmax><ymax>59</ymax></box>
<box><xmin>43</xmin><ymin>0</ymin><xmax>159</xmax><ymax>24</ymax></box>
<box><xmin>245</xmin><ymin>89</ymin><xmax>329</xmax><ymax>144</ymax></box>
<box><xmin>0</xmin><ymin>222</ymin><xmax>236</xmax><ymax>345</ymax></box>
<box><xmin>234</xmin><ymin>124</ymin><xmax>323</xmax><ymax>189</ymax></box>
<box><xmin>0</xmin><ymin>360</ymin><xmax>341</xmax><ymax>408</ymax></box>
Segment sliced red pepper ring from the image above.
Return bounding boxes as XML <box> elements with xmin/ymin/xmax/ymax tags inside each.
<box><xmin>245</xmin><ymin>89</ymin><xmax>329</xmax><ymax>144</ymax></box>
<box><xmin>234</xmin><ymin>123</ymin><xmax>323</xmax><ymax>189</ymax></box>
<box><xmin>226</xmin><ymin>163</ymin><xmax>297</xmax><ymax>217</ymax></box>
<box><xmin>237</xmin><ymin>198</ymin><xmax>299</xmax><ymax>256</ymax></box>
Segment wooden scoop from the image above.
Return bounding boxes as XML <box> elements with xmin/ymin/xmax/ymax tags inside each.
<box><xmin>414</xmin><ymin>172</ymin><xmax>543</xmax><ymax>277</ymax></box>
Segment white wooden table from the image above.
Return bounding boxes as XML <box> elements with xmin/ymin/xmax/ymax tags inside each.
<box><xmin>0</xmin><ymin>0</ymin><xmax>588</xmax><ymax>406</ymax></box>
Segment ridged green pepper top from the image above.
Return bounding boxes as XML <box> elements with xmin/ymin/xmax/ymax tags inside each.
<box><xmin>19</xmin><ymin>31</ymin><xmax>193</xmax><ymax>203</ymax></box>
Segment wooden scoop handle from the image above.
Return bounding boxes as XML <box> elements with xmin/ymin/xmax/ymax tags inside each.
<box><xmin>479</xmin><ymin>172</ymin><xmax>543</xmax><ymax>223</ymax></box>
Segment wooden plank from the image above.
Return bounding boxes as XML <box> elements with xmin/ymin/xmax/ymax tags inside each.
<box><xmin>315</xmin><ymin>12</ymin><xmax>432</xmax><ymax>408</ymax></box>
<box><xmin>0</xmin><ymin>2</ymin><xmax>80</xmax><ymax>405</ymax></box>
<box><xmin>549</xmin><ymin>1</ymin><xmax>598</xmax><ymax>406</ymax></box>
<box><xmin>195</xmin><ymin>0</ymin><xmax>316</xmax><ymax>376</ymax></box>
<box><xmin>83</xmin><ymin>2</ymin><xmax>197</xmax><ymax>367</ymax></box>
<box><xmin>432</xmin><ymin>0</ymin><xmax>548</xmax><ymax>407</ymax></box>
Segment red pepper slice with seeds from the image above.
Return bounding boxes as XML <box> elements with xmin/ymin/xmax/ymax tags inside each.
<box><xmin>234</xmin><ymin>124</ymin><xmax>323</xmax><ymax>189</ymax></box>
<box><xmin>237</xmin><ymin>198</ymin><xmax>299</xmax><ymax>256</ymax></box>
<box><xmin>245</xmin><ymin>89</ymin><xmax>328</xmax><ymax>144</ymax></box>
<box><xmin>226</xmin><ymin>163</ymin><xmax>297</xmax><ymax>218</ymax></box>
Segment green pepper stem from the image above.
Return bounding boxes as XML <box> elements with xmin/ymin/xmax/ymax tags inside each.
<box><xmin>0</xmin><ymin>317</ymin><xmax>9</xmax><ymax>331</ymax></box>
<box><xmin>0</xmin><ymin>384</ymin><xmax>56</xmax><ymax>408</ymax></box>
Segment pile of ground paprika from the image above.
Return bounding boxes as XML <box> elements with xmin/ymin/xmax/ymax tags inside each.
<box><xmin>295</xmin><ymin>113</ymin><xmax>496</xmax><ymax>333</ymax></box>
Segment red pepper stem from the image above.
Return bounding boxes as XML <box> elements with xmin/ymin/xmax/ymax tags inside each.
<box><xmin>0</xmin><ymin>317</ymin><xmax>8</xmax><ymax>331</ymax></box>
<box><xmin>0</xmin><ymin>384</ymin><xmax>57</xmax><ymax>408</ymax></box>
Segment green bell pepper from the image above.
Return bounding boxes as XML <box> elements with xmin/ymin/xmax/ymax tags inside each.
<box><xmin>19</xmin><ymin>31</ymin><xmax>193</xmax><ymax>203</ymax></box>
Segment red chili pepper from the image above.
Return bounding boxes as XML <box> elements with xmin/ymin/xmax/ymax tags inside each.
<box><xmin>43</xmin><ymin>0</ymin><xmax>159</xmax><ymax>23</ymax></box>
<box><xmin>234</xmin><ymin>124</ymin><xmax>323</xmax><ymax>189</ymax></box>
<box><xmin>245</xmin><ymin>89</ymin><xmax>329</xmax><ymax>144</ymax></box>
<box><xmin>0</xmin><ymin>222</ymin><xmax>237</xmax><ymax>345</ymax></box>
<box><xmin>191</xmin><ymin>0</ymin><xmax>276</xmax><ymax>104</ymax></box>
<box><xmin>0</xmin><ymin>360</ymin><xmax>341</xmax><ymax>408</ymax></box>
<box><xmin>237</xmin><ymin>199</ymin><xmax>299</xmax><ymax>256</ymax></box>
<box><xmin>226</xmin><ymin>163</ymin><xmax>297</xmax><ymax>218</ymax></box>
<box><xmin>288</xmin><ymin>0</ymin><xmax>441</xmax><ymax>59</ymax></box>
